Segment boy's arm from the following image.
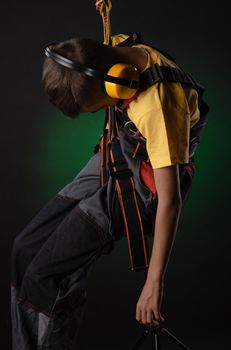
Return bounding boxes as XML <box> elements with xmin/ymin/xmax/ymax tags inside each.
<box><xmin>147</xmin><ymin>164</ymin><xmax>182</xmax><ymax>283</ymax></box>
<box><xmin>136</xmin><ymin>164</ymin><xmax>182</xmax><ymax>325</ymax></box>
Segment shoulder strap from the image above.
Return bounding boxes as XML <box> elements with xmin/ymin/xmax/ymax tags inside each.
<box><xmin>140</xmin><ymin>64</ymin><xmax>205</xmax><ymax>103</ymax></box>
<box><xmin>115</xmin><ymin>32</ymin><xmax>206</xmax><ymax>103</ymax></box>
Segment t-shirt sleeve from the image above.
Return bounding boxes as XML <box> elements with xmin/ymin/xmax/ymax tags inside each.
<box><xmin>127</xmin><ymin>81</ymin><xmax>191</xmax><ymax>169</ymax></box>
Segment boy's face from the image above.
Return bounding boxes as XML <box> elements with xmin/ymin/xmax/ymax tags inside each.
<box><xmin>80</xmin><ymin>81</ymin><xmax>119</xmax><ymax>113</ymax></box>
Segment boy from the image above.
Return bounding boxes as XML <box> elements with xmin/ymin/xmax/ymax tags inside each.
<box><xmin>11</xmin><ymin>33</ymin><xmax>201</xmax><ymax>349</ymax></box>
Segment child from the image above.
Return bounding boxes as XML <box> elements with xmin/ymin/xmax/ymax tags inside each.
<box><xmin>11</xmin><ymin>33</ymin><xmax>203</xmax><ymax>349</ymax></box>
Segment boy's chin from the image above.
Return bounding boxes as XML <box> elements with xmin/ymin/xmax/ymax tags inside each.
<box><xmin>107</xmin><ymin>98</ymin><xmax>120</xmax><ymax>106</ymax></box>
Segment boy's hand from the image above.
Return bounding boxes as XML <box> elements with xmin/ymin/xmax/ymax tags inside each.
<box><xmin>136</xmin><ymin>279</ymin><xmax>165</xmax><ymax>326</ymax></box>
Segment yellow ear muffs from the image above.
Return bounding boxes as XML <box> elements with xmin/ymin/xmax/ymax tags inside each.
<box><xmin>104</xmin><ymin>63</ymin><xmax>140</xmax><ymax>99</ymax></box>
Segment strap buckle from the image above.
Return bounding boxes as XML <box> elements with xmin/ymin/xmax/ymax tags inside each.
<box><xmin>108</xmin><ymin>160</ymin><xmax>133</xmax><ymax>179</ymax></box>
<box><xmin>123</xmin><ymin>121</ymin><xmax>140</xmax><ymax>139</ymax></box>
<box><xmin>148</xmin><ymin>64</ymin><xmax>162</xmax><ymax>84</ymax></box>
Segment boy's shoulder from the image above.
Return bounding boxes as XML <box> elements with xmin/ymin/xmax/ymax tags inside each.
<box><xmin>111</xmin><ymin>33</ymin><xmax>179</xmax><ymax>69</ymax></box>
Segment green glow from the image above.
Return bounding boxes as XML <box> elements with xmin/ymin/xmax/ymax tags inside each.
<box><xmin>36</xmin><ymin>109</ymin><xmax>105</xmax><ymax>198</ymax></box>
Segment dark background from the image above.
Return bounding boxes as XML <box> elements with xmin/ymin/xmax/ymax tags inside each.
<box><xmin>1</xmin><ymin>0</ymin><xmax>230</xmax><ymax>349</ymax></box>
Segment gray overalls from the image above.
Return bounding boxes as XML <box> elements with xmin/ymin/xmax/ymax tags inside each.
<box><xmin>10</xmin><ymin>115</ymin><xmax>196</xmax><ymax>350</ymax></box>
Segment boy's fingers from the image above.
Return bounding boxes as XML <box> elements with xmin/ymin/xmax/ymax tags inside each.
<box><xmin>136</xmin><ymin>307</ymin><xmax>141</xmax><ymax>323</ymax></box>
<box><xmin>141</xmin><ymin>308</ymin><xmax>147</xmax><ymax>324</ymax></box>
<box><xmin>146</xmin><ymin>310</ymin><xmax>152</xmax><ymax>324</ymax></box>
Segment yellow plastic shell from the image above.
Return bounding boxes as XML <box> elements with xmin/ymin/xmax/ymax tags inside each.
<box><xmin>104</xmin><ymin>63</ymin><xmax>140</xmax><ymax>99</ymax></box>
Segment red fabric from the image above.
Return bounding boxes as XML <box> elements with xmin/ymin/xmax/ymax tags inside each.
<box><xmin>140</xmin><ymin>161</ymin><xmax>157</xmax><ymax>198</ymax></box>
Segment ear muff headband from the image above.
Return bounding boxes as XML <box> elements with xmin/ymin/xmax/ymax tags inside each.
<box><xmin>45</xmin><ymin>45</ymin><xmax>102</xmax><ymax>79</ymax></box>
<box><xmin>44</xmin><ymin>44</ymin><xmax>140</xmax><ymax>98</ymax></box>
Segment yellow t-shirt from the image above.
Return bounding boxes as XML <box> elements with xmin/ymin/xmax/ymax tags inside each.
<box><xmin>111</xmin><ymin>34</ymin><xmax>200</xmax><ymax>169</ymax></box>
